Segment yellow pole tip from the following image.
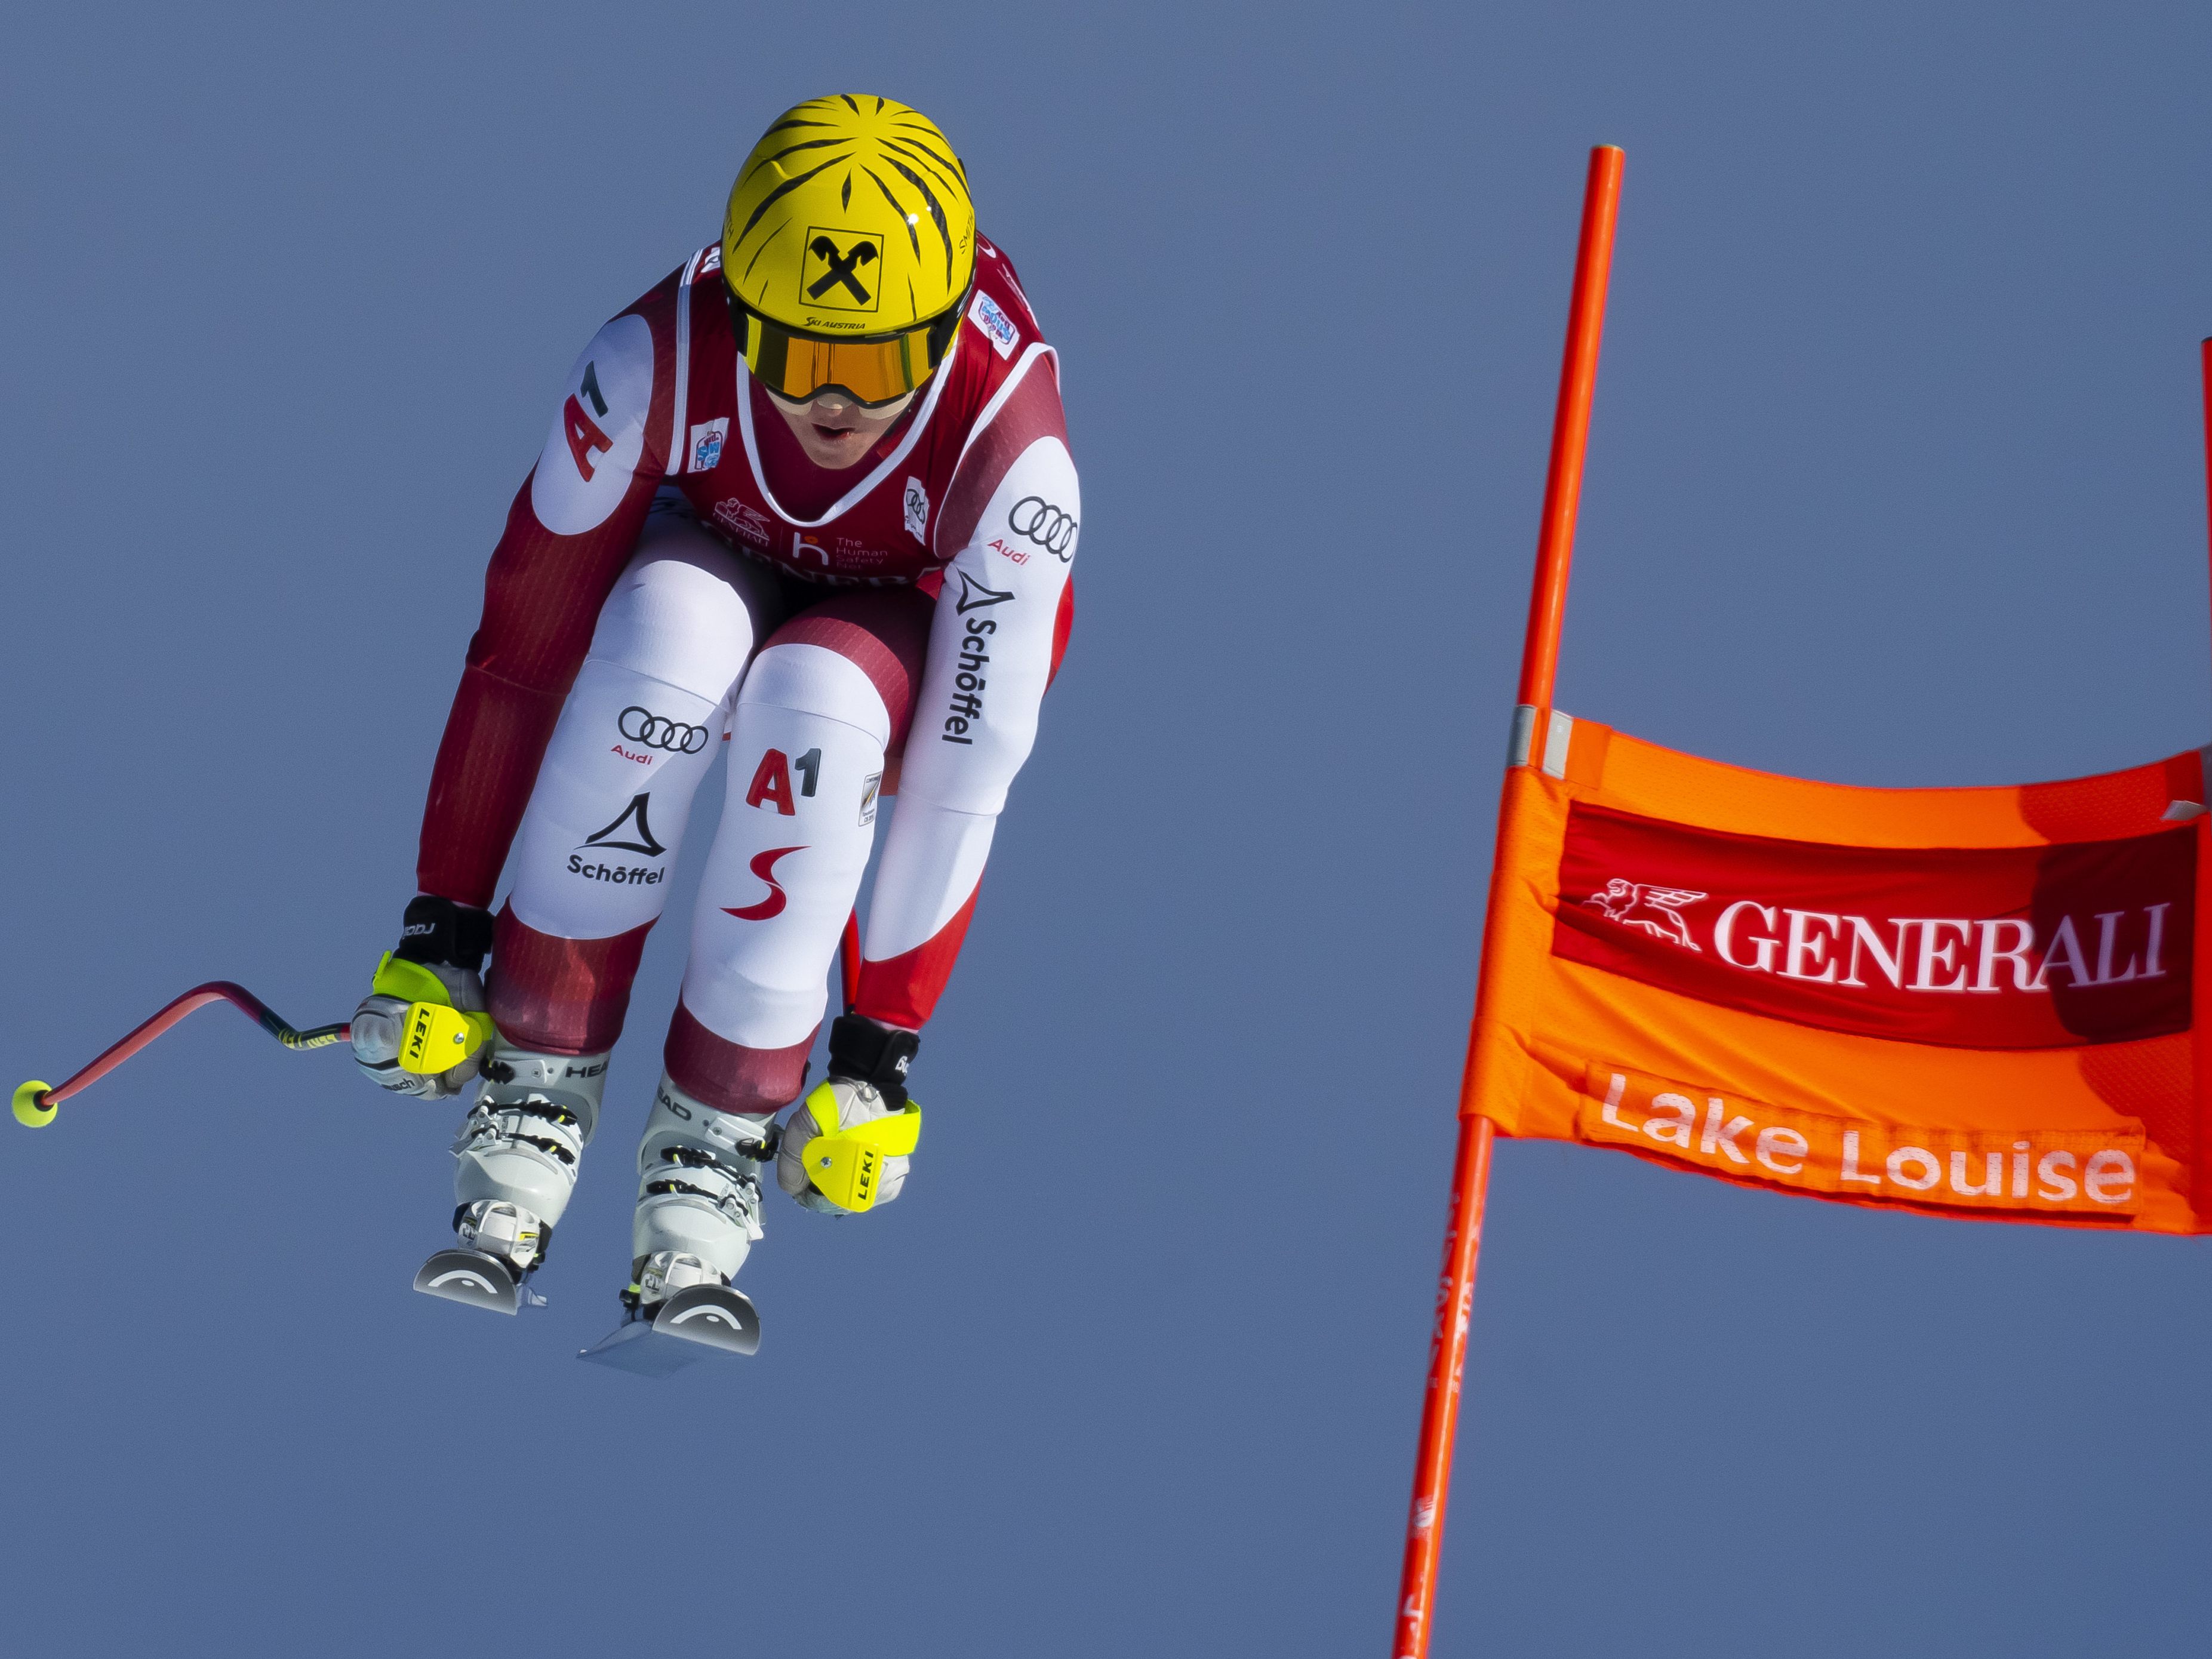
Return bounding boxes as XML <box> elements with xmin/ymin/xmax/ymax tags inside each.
<box><xmin>13</xmin><ymin>1082</ymin><xmax>56</xmax><ymax>1129</ymax></box>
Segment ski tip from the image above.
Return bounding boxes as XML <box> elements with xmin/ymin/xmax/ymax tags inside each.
<box><xmin>577</xmin><ymin>1319</ymin><xmax>713</xmax><ymax>1377</ymax></box>
<box><xmin>413</xmin><ymin>1249</ymin><xmax>521</xmax><ymax>1315</ymax></box>
<box><xmin>13</xmin><ymin>1082</ymin><xmax>56</xmax><ymax>1129</ymax></box>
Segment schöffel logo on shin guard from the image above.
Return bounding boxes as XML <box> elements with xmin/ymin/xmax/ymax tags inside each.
<box><xmin>582</xmin><ymin>793</ymin><xmax>666</xmax><ymax>856</ymax></box>
<box><xmin>569</xmin><ymin>793</ymin><xmax>669</xmax><ymax>885</ymax></box>
<box><xmin>1554</xmin><ymin>802</ymin><xmax>2195</xmax><ymax>1049</ymax></box>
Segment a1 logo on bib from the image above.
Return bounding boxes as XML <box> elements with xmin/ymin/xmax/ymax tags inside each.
<box><xmin>802</xmin><ymin>228</ymin><xmax>882</xmax><ymax>316</ymax></box>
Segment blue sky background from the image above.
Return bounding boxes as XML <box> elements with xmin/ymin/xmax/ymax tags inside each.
<box><xmin>5</xmin><ymin>3</ymin><xmax>2211</xmax><ymax>1654</ymax></box>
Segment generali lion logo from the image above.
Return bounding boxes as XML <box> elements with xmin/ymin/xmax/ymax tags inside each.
<box><xmin>1583</xmin><ymin>879</ymin><xmax>1708</xmax><ymax>950</ymax></box>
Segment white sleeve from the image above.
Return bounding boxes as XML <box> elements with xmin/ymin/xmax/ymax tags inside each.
<box><xmin>525</xmin><ymin>312</ymin><xmax>656</xmax><ymax>537</ymax></box>
<box><xmin>861</xmin><ymin>432</ymin><xmax>1078</xmax><ymax>968</ymax></box>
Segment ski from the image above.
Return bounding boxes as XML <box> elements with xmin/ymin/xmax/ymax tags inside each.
<box><xmin>577</xmin><ymin>1284</ymin><xmax>761</xmax><ymax>1375</ymax></box>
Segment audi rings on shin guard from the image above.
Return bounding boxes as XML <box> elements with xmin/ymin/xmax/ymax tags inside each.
<box><xmin>617</xmin><ymin>706</ymin><xmax>712</xmax><ymax>755</ymax></box>
<box><xmin>451</xmin><ymin>1047</ymin><xmax>609</xmax><ymax>1274</ymax></box>
<box><xmin>630</xmin><ymin>1075</ymin><xmax>772</xmax><ymax>1307</ymax></box>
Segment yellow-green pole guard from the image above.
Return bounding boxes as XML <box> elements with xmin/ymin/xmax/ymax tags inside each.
<box><xmin>797</xmin><ymin>1085</ymin><xmax>922</xmax><ymax>1211</ymax></box>
<box><xmin>13</xmin><ymin>1081</ymin><xmax>57</xmax><ymax>1129</ymax></box>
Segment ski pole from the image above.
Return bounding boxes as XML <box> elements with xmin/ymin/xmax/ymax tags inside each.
<box><xmin>22</xmin><ymin>922</ymin><xmax>871</xmax><ymax>1129</ymax></box>
<box><xmin>13</xmin><ymin>983</ymin><xmax>349</xmax><ymax>1128</ymax></box>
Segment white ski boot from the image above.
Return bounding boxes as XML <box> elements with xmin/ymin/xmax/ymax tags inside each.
<box><xmin>577</xmin><ymin>1074</ymin><xmax>768</xmax><ymax>1372</ymax></box>
<box><xmin>413</xmin><ymin>1045</ymin><xmax>608</xmax><ymax>1315</ymax></box>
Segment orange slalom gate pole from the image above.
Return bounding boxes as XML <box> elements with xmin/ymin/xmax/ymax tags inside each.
<box><xmin>1390</xmin><ymin>144</ymin><xmax>1623</xmax><ymax>1659</ymax></box>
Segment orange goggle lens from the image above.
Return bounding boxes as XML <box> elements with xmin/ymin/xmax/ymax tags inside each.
<box><xmin>736</xmin><ymin>302</ymin><xmax>962</xmax><ymax>408</ymax></box>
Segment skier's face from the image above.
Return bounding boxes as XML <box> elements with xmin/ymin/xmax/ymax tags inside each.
<box><xmin>765</xmin><ymin>386</ymin><xmax>917</xmax><ymax>470</ymax></box>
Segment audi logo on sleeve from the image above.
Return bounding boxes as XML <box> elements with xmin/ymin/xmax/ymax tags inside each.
<box><xmin>1006</xmin><ymin>496</ymin><xmax>1076</xmax><ymax>559</ymax></box>
<box><xmin>618</xmin><ymin>706</ymin><xmax>710</xmax><ymax>755</ymax></box>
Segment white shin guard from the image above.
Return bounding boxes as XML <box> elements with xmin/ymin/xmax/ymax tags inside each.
<box><xmin>631</xmin><ymin>1074</ymin><xmax>770</xmax><ymax>1304</ymax></box>
<box><xmin>451</xmin><ymin>1046</ymin><xmax>610</xmax><ymax>1273</ymax></box>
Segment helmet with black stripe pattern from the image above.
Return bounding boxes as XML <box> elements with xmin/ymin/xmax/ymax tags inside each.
<box><xmin>721</xmin><ymin>95</ymin><xmax>977</xmax><ymax>407</ymax></box>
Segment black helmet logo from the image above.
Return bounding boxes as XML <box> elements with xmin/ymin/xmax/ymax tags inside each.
<box><xmin>803</xmin><ymin>229</ymin><xmax>881</xmax><ymax>312</ymax></box>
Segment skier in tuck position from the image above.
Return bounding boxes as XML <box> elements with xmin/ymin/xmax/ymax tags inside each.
<box><xmin>347</xmin><ymin>95</ymin><xmax>1078</xmax><ymax>1358</ymax></box>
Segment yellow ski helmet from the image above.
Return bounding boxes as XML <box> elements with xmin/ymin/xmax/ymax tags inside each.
<box><xmin>722</xmin><ymin>94</ymin><xmax>977</xmax><ymax>407</ymax></box>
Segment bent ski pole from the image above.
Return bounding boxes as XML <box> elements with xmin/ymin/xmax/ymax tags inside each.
<box><xmin>14</xmin><ymin>982</ymin><xmax>349</xmax><ymax>1128</ymax></box>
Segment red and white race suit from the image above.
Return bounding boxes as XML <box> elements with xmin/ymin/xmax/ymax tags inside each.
<box><xmin>414</xmin><ymin>236</ymin><xmax>1078</xmax><ymax>1113</ymax></box>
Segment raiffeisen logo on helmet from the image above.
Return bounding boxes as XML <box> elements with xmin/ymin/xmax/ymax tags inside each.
<box><xmin>802</xmin><ymin>229</ymin><xmax>882</xmax><ymax>314</ymax></box>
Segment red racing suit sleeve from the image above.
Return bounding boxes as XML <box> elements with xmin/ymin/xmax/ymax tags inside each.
<box><xmin>854</xmin><ymin>345</ymin><xmax>1077</xmax><ymax>1027</ymax></box>
<box><xmin>416</xmin><ymin>279</ymin><xmax>675</xmax><ymax>907</ymax></box>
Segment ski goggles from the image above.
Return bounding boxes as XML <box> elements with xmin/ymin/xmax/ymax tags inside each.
<box><xmin>730</xmin><ymin>291</ymin><xmax>966</xmax><ymax>408</ymax></box>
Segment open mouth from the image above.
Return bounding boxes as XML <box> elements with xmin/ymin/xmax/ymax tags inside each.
<box><xmin>812</xmin><ymin>423</ymin><xmax>860</xmax><ymax>442</ymax></box>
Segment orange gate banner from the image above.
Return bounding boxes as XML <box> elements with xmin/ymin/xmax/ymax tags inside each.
<box><xmin>1463</xmin><ymin>717</ymin><xmax>2212</xmax><ymax>1233</ymax></box>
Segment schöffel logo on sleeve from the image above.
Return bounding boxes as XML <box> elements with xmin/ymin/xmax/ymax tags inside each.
<box><xmin>1553</xmin><ymin>802</ymin><xmax>2195</xmax><ymax>1049</ymax></box>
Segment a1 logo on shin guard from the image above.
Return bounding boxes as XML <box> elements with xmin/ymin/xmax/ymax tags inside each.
<box><xmin>746</xmin><ymin>748</ymin><xmax>822</xmax><ymax>815</ymax></box>
<box><xmin>747</xmin><ymin>750</ymin><xmax>793</xmax><ymax>815</ymax></box>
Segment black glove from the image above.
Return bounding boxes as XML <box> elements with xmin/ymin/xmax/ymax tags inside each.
<box><xmin>393</xmin><ymin>894</ymin><xmax>495</xmax><ymax>972</ymax></box>
<box><xmin>826</xmin><ymin>1014</ymin><xmax>919</xmax><ymax>1110</ymax></box>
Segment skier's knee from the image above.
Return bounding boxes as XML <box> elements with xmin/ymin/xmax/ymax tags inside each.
<box><xmin>589</xmin><ymin>538</ymin><xmax>774</xmax><ymax>702</ymax></box>
<box><xmin>744</xmin><ymin>590</ymin><xmax>931</xmax><ymax>750</ymax></box>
